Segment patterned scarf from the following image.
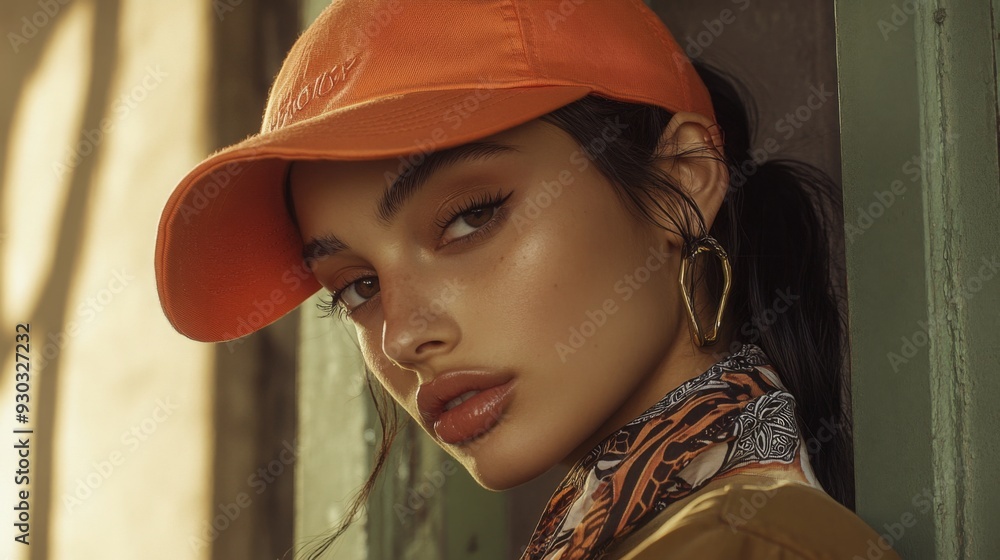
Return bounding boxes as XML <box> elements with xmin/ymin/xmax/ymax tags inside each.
<box><xmin>521</xmin><ymin>344</ymin><xmax>822</xmax><ymax>560</ymax></box>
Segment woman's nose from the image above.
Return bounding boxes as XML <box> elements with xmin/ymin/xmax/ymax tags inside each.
<box><xmin>380</xmin><ymin>273</ymin><xmax>462</xmax><ymax>370</ymax></box>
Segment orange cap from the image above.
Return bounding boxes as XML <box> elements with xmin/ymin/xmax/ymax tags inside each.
<box><xmin>155</xmin><ymin>0</ymin><xmax>716</xmax><ymax>342</ymax></box>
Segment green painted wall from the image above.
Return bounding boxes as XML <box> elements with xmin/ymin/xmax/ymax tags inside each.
<box><xmin>835</xmin><ymin>1</ymin><xmax>1000</xmax><ymax>558</ymax></box>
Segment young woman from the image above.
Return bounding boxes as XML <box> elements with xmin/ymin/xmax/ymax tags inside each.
<box><xmin>155</xmin><ymin>1</ymin><xmax>904</xmax><ymax>558</ymax></box>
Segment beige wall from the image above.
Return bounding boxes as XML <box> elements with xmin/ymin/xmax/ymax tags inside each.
<box><xmin>1</xmin><ymin>1</ymin><xmax>214</xmax><ymax>558</ymax></box>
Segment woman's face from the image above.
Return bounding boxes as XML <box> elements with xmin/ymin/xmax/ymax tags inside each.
<box><xmin>289</xmin><ymin>118</ymin><xmax>697</xmax><ymax>490</ymax></box>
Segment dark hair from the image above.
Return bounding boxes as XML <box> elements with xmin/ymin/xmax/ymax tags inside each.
<box><xmin>293</xmin><ymin>61</ymin><xmax>854</xmax><ymax>558</ymax></box>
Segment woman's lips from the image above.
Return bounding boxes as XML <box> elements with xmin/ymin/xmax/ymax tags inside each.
<box><xmin>416</xmin><ymin>371</ymin><xmax>516</xmax><ymax>445</ymax></box>
<box><xmin>432</xmin><ymin>380</ymin><xmax>516</xmax><ymax>445</ymax></box>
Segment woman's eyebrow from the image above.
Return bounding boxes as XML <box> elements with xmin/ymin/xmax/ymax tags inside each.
<box><xmin>375</xmin><ymin>140</ymin><xmax>519</xmax><ymax>226</ymax></box>
<box><xmin>303</xmin><ymin>233</ymin><xmax>348</xmax><ymax>266</ymax></box>
<box><xmin>302</xmin><ymin>140</ymin><xmax>518</xmax><ymax>265</ymax></box>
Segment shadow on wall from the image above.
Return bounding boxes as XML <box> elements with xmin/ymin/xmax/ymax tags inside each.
<box><xmin>1</xmin><ymin>1</ymin><xmax>122</xmax><ymax>559</ymax></box>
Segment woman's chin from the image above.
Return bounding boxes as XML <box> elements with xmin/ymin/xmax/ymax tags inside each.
<box><xmin>465</xmin><ymin>463</ymin><xmax>541</xmax><ymax>492</ymax></box>
<box><xmin>450</xmin><ymin>434</ymin><xmax>567</xmax><ymax>492</ymax></box>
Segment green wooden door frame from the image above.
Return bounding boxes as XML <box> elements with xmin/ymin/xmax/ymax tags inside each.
<box><xmin>835</xmin><ymin>1</ymin><xmax>1000</xmax><ymax>558</ymax></box>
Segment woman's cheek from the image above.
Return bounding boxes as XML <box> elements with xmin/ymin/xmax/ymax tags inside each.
<box><xmin>357</xmin><ymin>334</ymin><xmax>400</xmax><ymax>389</ymax></box>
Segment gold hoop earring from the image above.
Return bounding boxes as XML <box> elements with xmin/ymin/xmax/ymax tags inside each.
<box><xmin>678</xmin><ymin>235</ymin><xmax>732</xmax><ymax>347</ymax></box>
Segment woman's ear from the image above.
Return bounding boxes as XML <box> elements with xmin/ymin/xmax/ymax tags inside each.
<box><xmin>655</xmin><ymin>111</ymin><xmax>728</xmax><ymax>232</ymax></box>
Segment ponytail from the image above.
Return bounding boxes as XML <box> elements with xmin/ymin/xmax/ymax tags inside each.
<box><xmin>699</xmin><ymin>62</ymin><xmax>854</xmax><ymax>510</ymax></box>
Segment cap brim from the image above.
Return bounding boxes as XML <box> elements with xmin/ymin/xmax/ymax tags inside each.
<box><xmin>156</xmin><ymin>85</ymin><xmax>593</xmax><ymax>342</ymax></box>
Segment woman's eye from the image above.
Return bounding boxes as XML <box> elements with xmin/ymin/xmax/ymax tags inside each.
<box><xmin>443</xmin><ymin>206</ymin><xmax>497</xmax><ymax>239</ymax></box>
<box><xmin>338</xmin><ymin>276</ymin><xmax>380</xmax><ymax>312</ymax></box>
<box><xmin>435</xmin><ymin>189</ymin><xmax>512</xmax><ymax>245</ymax></box>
